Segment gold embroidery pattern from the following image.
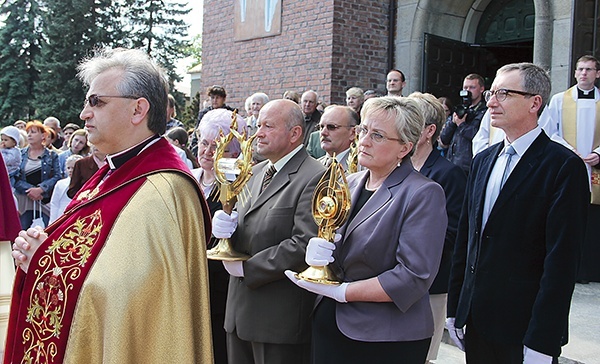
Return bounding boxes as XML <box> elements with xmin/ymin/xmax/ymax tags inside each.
<box><xmin>76</xmin><ymin>186</ymin><xmax>100</xmax><ymax>201</ymax></box>
<box><xmin>592</xmin><ymin>171</ymin><xmax>600</xmax><ymax>186</ymax></box>
<box><xmin>21</xmin><ymin>210</ymin><xmax>103</xmax><ymax>364</ymax></box>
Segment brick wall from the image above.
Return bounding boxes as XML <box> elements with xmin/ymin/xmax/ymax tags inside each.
<box><xmin>331</xmin><ymin>0</ymin><xmax>390</xmax><ymax>104</ymax></box>
<box><xmin>201</xmin><ymin>0</ymin><xmax>390</xmax><ymax>112</ymax></box>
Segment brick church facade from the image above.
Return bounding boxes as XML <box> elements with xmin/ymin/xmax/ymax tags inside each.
<box><xmin>201</xmin><ymin>0</ymin><xmax>391</xmax><ymax>111</ymax></box>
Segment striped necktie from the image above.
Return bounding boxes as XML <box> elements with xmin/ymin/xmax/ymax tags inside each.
<box><xmin>261</xmin><ymin>165</ymin><xmax>277</xmax><ymax>193</ymax></box>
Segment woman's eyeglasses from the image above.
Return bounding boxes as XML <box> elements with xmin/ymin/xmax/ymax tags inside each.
<box><xmin>355</xmin><ymin>125</ymin><xmax>401</xmax><ymax>143</ymax></box>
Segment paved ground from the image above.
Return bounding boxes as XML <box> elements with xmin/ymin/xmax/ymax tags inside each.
<box><xmin>433</xmin><ymin>282</ymin><xmax>600</xmax><ymax>364</ymax></box>
<box><xmin>2</xmin><ymin>283</ymin><xmax>599</xmax><ymax>362</ymax></box>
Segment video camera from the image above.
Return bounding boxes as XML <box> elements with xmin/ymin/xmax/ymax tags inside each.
<box><xmin>454</xmin><ymin>90</ymin><xmax>473</xmax><ymax>119</ymax></box>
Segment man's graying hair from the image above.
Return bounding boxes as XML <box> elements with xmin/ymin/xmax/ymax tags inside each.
<box><xmin>77</xmin><ymin>48</ymin><xmax>169</xmax><ymax>135</ymax></box>
<box><xmin>496</xmin><ymin>62</ymin><xmax>551</xmax><ymax>116</ymax></box>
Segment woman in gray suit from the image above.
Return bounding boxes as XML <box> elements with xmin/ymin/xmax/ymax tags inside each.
<box><xmin>287</xmin><ymin>97</ymin><xmax>447</xmax><ymax>364</ymax></box>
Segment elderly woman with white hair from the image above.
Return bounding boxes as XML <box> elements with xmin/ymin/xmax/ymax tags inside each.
<box><xmin>287</xmin><ymin>96</ymin><xmax>447</xmax><ymax>363</ymax></box>
<box><xmin>245</xmin><ymin>92</ymin><xmax>269</xmax><ymax>135</ymax></box>
<box><xmin>346</xmin><ymin>87</ymin><xmax>365</xmax><ymax>115</ymax></box>
<box><xmin>191</xmin><ymin>108</ymin><xmax>246</xmax><ymax>364</ymax></box>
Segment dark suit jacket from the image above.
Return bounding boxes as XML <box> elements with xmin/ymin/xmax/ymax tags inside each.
<box><xmin>67</xmin><ymin>156</ymin><xmax>99</xmax><ymax>199</ymax></box>
<box><xmin>447</xmin><ymin>132</ymin><xmax>590</xmax><ymax>357</ymax></box>
<box><xmin>302</xmin><ymin>110</ymin><xmax>322</xmax><ymax>146</ymax></box>
<box><xmin>419</xmin><ymin>149</ymin><xmax>466</xmax><ymax>294</ymax></box>
<box><xmin>224</xmin><ymin>148</ymin><xmax>325</xmax><ymax>344</ymax></box>
<box><xmin>330</xmin><ymin>160</ymin><xmax>447</xmax><ymax>342</ymax></box>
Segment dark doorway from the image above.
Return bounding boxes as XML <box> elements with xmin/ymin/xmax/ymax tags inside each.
<box><xmin>422</xmin><ymin>33</ymin><xmax>533</xmax><ymax>106</ymax></box>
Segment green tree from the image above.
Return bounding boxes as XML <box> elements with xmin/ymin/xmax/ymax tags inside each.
<box><xmin>33</xmin><ymin>0</ymin><xmax>122</xmax><ymax>124</ymax></box>
<box><xmin>187</xmin><ymin>33</ymin><xmax>202</xmax><ymax>68</ymax></box>
<box><xmin>125</xmin><ymin>0</ymin><xmax>191</xmax><ymax>84</ymax></box>
<box><xmin>182</xmin><ymin>90</ymin><xmax>201</xmax><ymax>128</ymax></box>
<box><xmin>0</xmin><ymin>0</ymin><xmax>42</xmax><ymax>125</ymax></box>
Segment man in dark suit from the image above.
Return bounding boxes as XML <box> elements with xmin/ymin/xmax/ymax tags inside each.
<box><xmin>446</xmin><ymin>63</ymin><xmax>590</xmax><ymax>363</ymax></box>
<box><xmin>212</xmin><ymin>99</ymin><xmax>325</xmax><ymax>364</ymax></box>
<box><xmin>300</xmin><ymin>90</ymin><xmax>322</xmax><ymax>146</ymax></box>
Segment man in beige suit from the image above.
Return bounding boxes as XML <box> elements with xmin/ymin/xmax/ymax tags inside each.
<box><xmin>317</xmin><ymin>105</ymin><xmax>359</xmax><ymax>172</ymax></box>
<box><xmin>212</xmin><ymin>99</ymin><xmax>325</xmax><ymax>364</ymax></box>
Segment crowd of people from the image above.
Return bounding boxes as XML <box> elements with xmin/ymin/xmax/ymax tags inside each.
<box><xmin>1</xmin><ymin>49</ymin><xmax>599</xmax><ymax>364</ymax></box>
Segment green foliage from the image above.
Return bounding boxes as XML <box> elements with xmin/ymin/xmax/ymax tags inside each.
<box><xmin>186</xmin><ymin>34</ymin><xmax>202</xmax><ymax>68</ymax></box>
<box><xmin>0</xmin><ymin>0</ymin><xmax>42</xmax><ymax>125</ymax></box>
<box><xmin>0</xmin><ymin>0</ymin><xmax>194</xmax><ymax>126</ymax></box>
<box><xmin>33</xmin><ymin>0</ymin><xmax>95</xmax><ymax>123</ymax></box>
<box><xmin>182</xmin><ymin>90</ymin><xmax>201</xmax><ymax>129</ymax></box>
<box><xmin>124</xmin><ymin>0</ymin><xmax>191</xmax><ymax>83</ymax></box>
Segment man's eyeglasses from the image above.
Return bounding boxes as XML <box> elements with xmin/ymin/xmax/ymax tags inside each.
<box><xmin>483</xmin><ymin>89</ymin><xmax>537</xmax><ymax>103</ymax></box>
<box><xmin>84</xmin><ymin>94</ymin><xmax>139</xmax><ymax>108</ymax></box>
<box><xmin>576</xmin><ymin>67</ymin><xmax>597</xmax><ymax>73</ymax></box>
<box><xmin>318</xmin><ymin>123</ymin><xmax>353</xmax><ymax>131</ymax></box>
<box><xmin>355</xmin><ymin>125</ymin><xmax>401</xmax><ymax>143</ymax></box>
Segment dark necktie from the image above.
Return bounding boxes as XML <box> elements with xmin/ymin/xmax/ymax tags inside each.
<box><xmin>324</xmin><ymin>156</ymin><xmax>333</xmax><ymax>168</ymax></box>
<box><xmin>500</xmin><ymin>145</ymin><xmax>516</xmax><ymax>188</ymax></box>
<box><xmin>261</xmin><ymin>165</ymin><xmax>277</xmax><ymax>193</ymax></box>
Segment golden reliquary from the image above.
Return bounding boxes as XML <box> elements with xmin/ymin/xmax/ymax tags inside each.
<box><xmin>296</xmin><ymin>155</ymin><xmax>351</xmax><ymax>284</ymax></box>
<box><xmin>207</xmin><ymin>110</ymin><xmax>257</xmax><ymax>261</ymax></box>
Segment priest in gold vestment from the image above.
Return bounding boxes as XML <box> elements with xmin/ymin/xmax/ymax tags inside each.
<box><xmin>6</xmin><ymin>48</ymin><xmax>213</xmax><ymax>364</ymax></box>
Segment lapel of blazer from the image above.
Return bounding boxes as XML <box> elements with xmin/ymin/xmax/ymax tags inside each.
<box><xmin>245</xmin><ymin>149</ymin><xmax>306</xmax><ymax>215</ymax></box>
<box><xmin>418</xmin><ymin>148</ymin><xmax>439</xmax><ymax>177</ymax></box>
<box><xmin>488</xmin><ymin>132</ymin><xmax>548</xmax><ymax>221</ymax></box>
<box><xmin>343</xmin><ymin>161</ymin><xmax>412</xmax><ymax>238</ymax></box>
<box><xmin>474</xmin><ymin>142</ymin><xmax>503</xmax><ymax>230</ymax></box>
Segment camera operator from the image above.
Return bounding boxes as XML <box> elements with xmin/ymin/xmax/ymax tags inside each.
<box><xmin>439</xmin><ymin>73</ymin><xmax>487</xmax><ymax>175</ymax></box>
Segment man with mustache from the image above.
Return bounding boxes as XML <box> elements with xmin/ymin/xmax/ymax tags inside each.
<box><xmin>317</xmin><ymin>105</ymin><xmax>359</xmax><ymax>172</ymax></box>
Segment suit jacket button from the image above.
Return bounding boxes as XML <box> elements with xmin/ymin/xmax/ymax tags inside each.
<box><xmin>470</xmin><ymin>265</ymin><xmax>475</xmax><ymax>273</ymax></box>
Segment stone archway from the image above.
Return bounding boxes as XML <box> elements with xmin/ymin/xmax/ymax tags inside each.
<box><xmin>396</xmin><ymin>0</ymin><xmax>556</xmax><ymax>94</ymax></box>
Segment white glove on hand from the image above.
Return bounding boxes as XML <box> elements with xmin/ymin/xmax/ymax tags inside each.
<box><xmin>305</xmin><ymin>237</ymin><xmax>336</xmax><ymax>266</ymax></box>
<box><xmin>284</xmin><ymin>270</ymin><xmax>348</xmax><ymax>303</ymax></box>
<box><xmin>523</xmin><ymin>346</ymin><xmax>553</xmax><ymax>364</ymax></box>
<box><xmin>222</xmin><ymin>260</ymin><xmax>244</xmax><ymax>277</ymax></box>
<box><xmin>445</xmin><ymin>317</ymin><xmax>465</xmax><ymax>352</ymax></box>
<box><xmin>212</xmin><ymin>210</ymin><xmax>239</xmax><ymax>239</ymax></box>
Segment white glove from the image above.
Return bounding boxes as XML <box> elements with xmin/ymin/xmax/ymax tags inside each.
<box><xmin>445</xmin><ymin>317</ymin><xmax>465</xmax><ymax>352</ymax></box>
<box><xmin>212</xmin><ymin>210</ymin><xmax>238</xmax><ymax>239</ymax></box>
<box><xmin>523</xmin><ymin>346</ymin><xmax>553</xmax><ymax>364</ymax></box>
<box><xmin>305</xmin><ymin>234</ymin><xmax>342</xmax><ymax>266</ymax></box>
<box><xmin>222</xmin><ymin>260</ymin><xmax>244</xmax><ymax>277</ymax></box>
<box><xmin>284</xmin><ymin>270</ymin><xmax>348</xmax><ymax>303</ymax></box>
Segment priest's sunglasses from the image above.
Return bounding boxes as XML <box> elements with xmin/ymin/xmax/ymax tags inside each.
<box><xmin>483</xmin><ymin>89</ymin><xmax>537</xmax><ymax>103</ymax></box>
<box><xmin>84</xmin><ymin>94</ymin><xmax>140</xmax><ymax>108</ymax></box>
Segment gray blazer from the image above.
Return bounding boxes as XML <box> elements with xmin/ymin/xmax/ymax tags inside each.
<box><xmin>317</xmin><ymin>152</ymin><xmax>349</xmax><ymax>172</ymax></box>
<box><xmin>331</xmin><ymin>160</ymin><xmax>447</xmax><ymax>342</ymax></box>
<box><xmin>225</xmin><ymin>147</ymin><xmax>325</xmax><ymax>344</ymax></box>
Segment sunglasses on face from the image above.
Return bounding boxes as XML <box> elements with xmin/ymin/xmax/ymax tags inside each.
<box><xmin>84</xmin><ymin>94</ymin><xmax>139</xmax><ymax>107</ymax></box>
<box><xmin>318</xmin><ymin>123</ymin><xmax>353</xmax><ymax>131</ymax></box>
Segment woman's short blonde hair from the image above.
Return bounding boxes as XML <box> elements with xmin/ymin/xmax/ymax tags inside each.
<box><xmin>360</xmin><ymin>96</ymin><xmax>424</xmax><ymax>157</ymax></box>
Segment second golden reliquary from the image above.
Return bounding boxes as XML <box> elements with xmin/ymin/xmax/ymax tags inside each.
<box><xmin>346</xmin><ymin>134</ymin><xmax>359</xmax><ymax>174</ymax></box>
<box><xmin>296</xmin><ymin>155</ymin><xmax>351</xmax><ymax>284</ymax></box>
<box><xmin>207</xmin><ymin>110</ymin><xmax>256</xmax><ymax>261</ymax></box>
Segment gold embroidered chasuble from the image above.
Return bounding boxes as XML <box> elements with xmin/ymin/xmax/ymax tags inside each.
<box><xmin>562</xmin><ymin>86</ymin><xmax>600</xmax><ymax>204</ymax></box>
<box><xmin>4</xmin><ymin>139</ymin><xmax>213</xmax><ymax>364</ymax></box>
